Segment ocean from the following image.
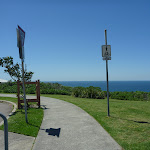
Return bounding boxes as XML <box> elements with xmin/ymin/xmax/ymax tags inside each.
<box><xmin>45</xmin><ymin>81</ymin><xmax>150</xmax><ymax>92</ymax></box>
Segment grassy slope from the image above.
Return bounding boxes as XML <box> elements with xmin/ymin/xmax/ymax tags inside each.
<box><xmin>42</xmin><ymin>94</ymin><xmax>150</xmax><ymax>150</ymax></box>
<box><xmin>0</xmin><ymin>97</ymin><xmax>43</xmax><ymax>137</ymax></box>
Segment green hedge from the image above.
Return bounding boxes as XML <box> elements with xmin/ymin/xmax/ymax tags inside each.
<box><xmin>0</xmin><ymin>82</ymin><xmax>150</xmax><ymax>101</ymax></box>
<box><xmin>0</xmin><ymin>82</ymin><xmax>72</xmax><ymax>95</ymax></box>
<box><xmin>72</xmin><ymin>86</ymin><xmax>105</xmax><ymax>99</ymax></box>
<box><xmin>110</xmin><ymin>91</ymin><xmax>150</xmax><ymax>101</ymax></box>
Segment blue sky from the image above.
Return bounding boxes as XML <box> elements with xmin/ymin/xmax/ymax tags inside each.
<box><xmin>0</xmin><ymin>0</ymin><xmax>150</xmax><ymax>81</ymax></box>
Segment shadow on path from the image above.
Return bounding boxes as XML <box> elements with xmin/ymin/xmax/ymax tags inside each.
<box><xmin>41</xmin><ymin>128</ymin><xmax>61</xmax><ymax>137</ymax></box>
<box><xmin>111</xmin><ymin>116</ymin><xmax>150</xmax><ymax>124</ymax></box>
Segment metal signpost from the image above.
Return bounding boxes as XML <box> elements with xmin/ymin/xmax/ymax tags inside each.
<box><xmin>0</xmin><ymin>113</ymin><xmax>8</xmax><ymax>150</ymax></box>
<box><xmin>16</xmin><ymin>25</ymin><xmax>28</xmax><ymax>123</ymax></box>
<box><xmin>102</xmin><ymin>30</ymin><xmax>111</xmax><ymax>117</ymax></box>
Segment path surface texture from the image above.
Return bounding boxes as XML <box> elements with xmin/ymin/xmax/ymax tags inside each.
<box><xmin>0</xmin><ymin>94</ymin><xmax>122</xmax><ymax>150</ymax></box>
<box><xmin>0</xmin><ymin>102</ymin><xmax>13</xmax><ymax>123</ymax></box>
<box><xmin>0</xmin><ymin>130</ymin><xmax>35</xmax><ymax>150</ymax></box>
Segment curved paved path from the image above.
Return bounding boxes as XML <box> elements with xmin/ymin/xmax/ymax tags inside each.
<box><xmin>0</xmin><ymin>94</ymin><xmax>122</xmax><ymax>150</ymax></box>
<box><xmin>0</xmin><ymin>102</ymin><xmax>13</xmax><ymax>123</ymax></box>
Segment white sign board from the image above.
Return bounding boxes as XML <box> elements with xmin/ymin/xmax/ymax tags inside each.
<box><xmin>102</xmin><ymin>45</ymin><xmax>111</xmax><ymax>60</ymax></box>
<box><xmin>103</xmin><ymin>57</ymin><xmax>111</xmax><ymax>60</ymax></box>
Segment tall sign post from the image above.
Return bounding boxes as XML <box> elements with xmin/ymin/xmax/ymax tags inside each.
<box><xmin>102</xmin><ymin>30</ymin><xmax>111</xmax><ymax>117</ymax></box>
<box><xmin>16</xmin><ymin>25</ymin><xmax>28</xmax><ymax>123</ymax></box>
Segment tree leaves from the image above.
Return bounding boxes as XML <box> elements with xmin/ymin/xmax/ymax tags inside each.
<box><xmin>0</xmin><ymin>56</ymin><xmax>34</xmax><ymax>82</ymax></box>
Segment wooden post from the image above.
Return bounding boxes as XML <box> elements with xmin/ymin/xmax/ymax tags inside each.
<box><xmin>17</xmin><ymin>80</ymin><xmax>40</xmax><ymax>108</ymax></box>
<box><xmin>38</xmin><ymin>80</ymin><xmax>40</xmax><ymax>108</ymax></box>
<box><xmin>36</xmin><ymin>80</ymin><xmax>38</xmax><ymax>105</ymax></box>
<box><xmin>17</xmin><ymin>80</ymin><xmax>21</xmax><ymax>109</ymax></box>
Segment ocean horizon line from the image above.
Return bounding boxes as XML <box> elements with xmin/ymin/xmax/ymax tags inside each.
<box><xmin>42</xmin><ymin>80</ymin><xmax>150</xmax><ymax>82</ymax></box>
<box><xmin>41</xmin><ymin>81</ymin><xmax>150</xmax><ymax>92</ymax></box>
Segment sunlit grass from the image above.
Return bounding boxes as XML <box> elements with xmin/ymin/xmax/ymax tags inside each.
<box><xmin>42</xmin><ymin>94</ymin><xmax>150</xmax><ymax>150</ymax></box>
<box><xmin>0</xmin><ymin>96</ymin><xmax>43</xmax><ymax>137</ymax></box>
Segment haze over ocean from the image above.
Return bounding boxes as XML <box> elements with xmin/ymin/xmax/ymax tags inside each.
<box><xmin>45</xmin><ymin>81</ymin><xmax>150</xmax><ymax>92</ymax></box>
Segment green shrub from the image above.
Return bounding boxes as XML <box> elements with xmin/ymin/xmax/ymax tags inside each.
<box><xmin>72</xmin><ymin>86</ymin><xmax>104</xmax><ymax>99</ymax></box>
<box><xmin>110</xmin><ymin>91</ymin><xmax>150</xmax><ymax>101</ymax></box>
<box><xmin>72</xmin><ymin>87</ymin><xmax>85</xmax><ymax>97</ymax></box>
<box><xmin>26</xmin><ymin>88</ymin><xmax>36</xmax><ymax>94</ymax></box>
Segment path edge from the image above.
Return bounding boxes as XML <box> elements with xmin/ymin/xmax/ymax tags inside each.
<box><xmin>0</xmin><ymin>100</ymin><xmax>17</xmax><ymax>126</ymax></box>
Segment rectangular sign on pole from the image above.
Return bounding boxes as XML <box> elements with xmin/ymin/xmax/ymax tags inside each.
<box><xmin>102</xmin><ymin>45</ymin><xmax>111</xmax><ymax>57</ymax></box>
<box><xmin>102</xmin><ymin>45</ymin><xmax>111</xmax><ymax>60</ymax></box>
<box><xmin>16</xmin><ymin>25</ymin><xmax>25</xmax><ymax>60</ymax></box>
<box><xmin>18</xmin><ymin>25</ymin><xmax>25</xmax><ymax>46</ymax></box>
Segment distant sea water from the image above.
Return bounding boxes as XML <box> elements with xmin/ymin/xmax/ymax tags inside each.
<box><xmin>44</xmin><ymin>81</ymin><xmax>150</xmax><ymax>92</ymax></box>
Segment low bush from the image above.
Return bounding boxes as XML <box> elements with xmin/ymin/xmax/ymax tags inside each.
<box><xmin>40</xmin><ymin>83</ymin><xmax>72</xmax><ymax>95</ymax></box>
<box><xmin>72</xmin><ymin>86</ymin><xmax>105</xmax><ymax>99</ymax></box>
<box><xmin>110</xmin><ymin>91</ymin><xmax>150</xmax><ymax>101</ymax></box>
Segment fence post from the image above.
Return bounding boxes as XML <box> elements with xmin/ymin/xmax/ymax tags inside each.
<box><xmin>38</xmin><ymin>80</ymin><xmax>40</xmax><ymax>108</ymax></box>
<box><xmin>36</xmin><ymin>80</ymin><xmax>38</xmax><ymax>105</ymax></box>
<box><xmin>0</xmin><ymin>113</ymin><xmax>8</xmax><ymax>150</ymax></box>
<box><xmin>17</xmin><ymin>80</ymin><xmax>21</xmax><ymax>109</ymax></box>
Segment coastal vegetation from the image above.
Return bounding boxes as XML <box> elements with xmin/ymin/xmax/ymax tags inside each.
<box><xmin>72</xmin><ymin>86</ymin><xmax>105</xmax><ymax>99</ymax></box>
<box><xmin>0</xmin><ymin>81</ymin><xmax>150</xmax><ymax>101</ymax></box>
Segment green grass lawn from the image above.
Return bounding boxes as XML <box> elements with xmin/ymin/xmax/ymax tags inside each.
<box><xmin>0</xmin><ymin>96</ymin><xmax>18</xmax><ymax>103</ymax></box>
<box><xmin>42</xmin><ymin>94</ymin><xmax>150</xmax><ymax>150</ymax></box>
<box><xmin>0</xmin><ymin>97</ymin><xmax>43</xmax><ymax>137</ymax></box>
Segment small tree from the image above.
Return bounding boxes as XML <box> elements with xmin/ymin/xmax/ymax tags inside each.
<box><xmin>0</xmin><ymin>56</ymin><xmax>33</xmax><ymax>82</ymax></box>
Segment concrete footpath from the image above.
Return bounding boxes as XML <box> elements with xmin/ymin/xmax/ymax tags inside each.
<box><xmin>0</xmin><ymin>101</ymin><xmax>13</xmax><ymax>123</ymax></box>
<box><xmin>0</xmin><ymin>130</ymin><xmax>35</xmax><ymax>150</ymax></box>
<box><xmin>0</xmin><ymin>94</ymin><xmax>122</xmax><ymax>150</ymax></box>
